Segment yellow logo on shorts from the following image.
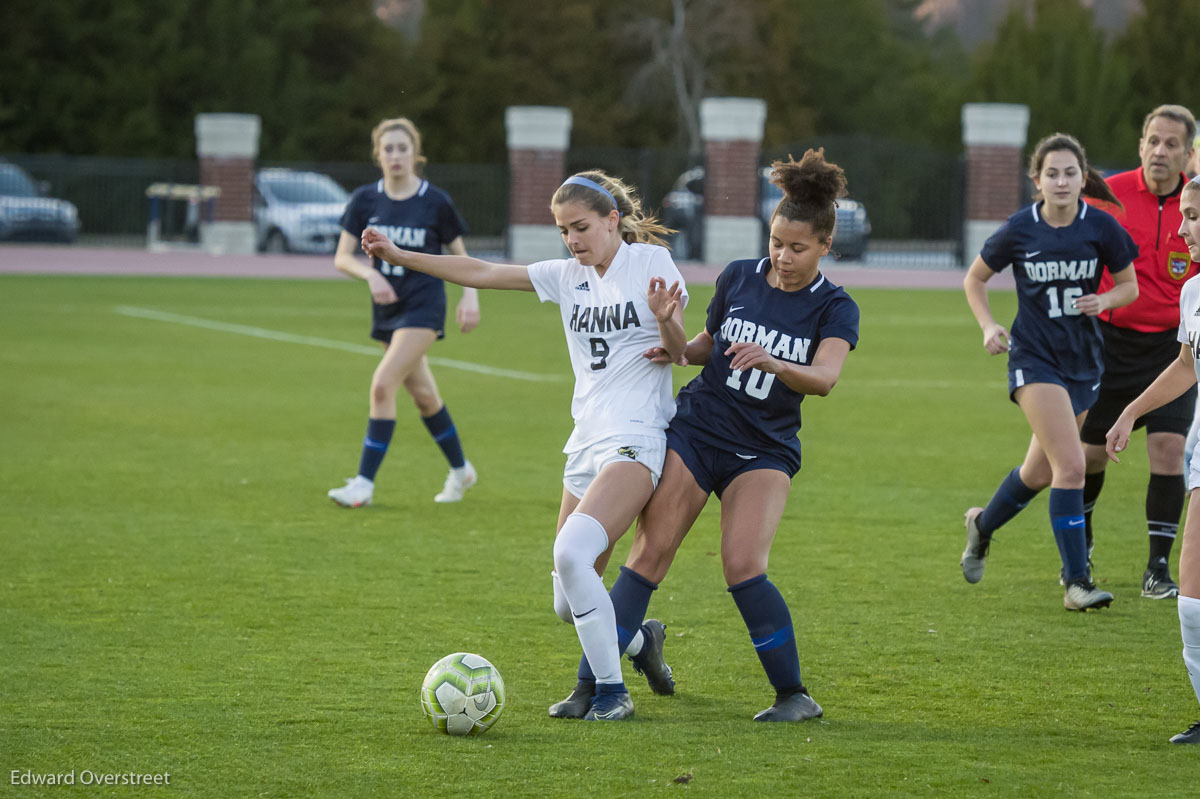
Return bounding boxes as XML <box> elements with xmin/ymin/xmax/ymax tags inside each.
<box><xmin>1169</xmin><ymin>251</ymin><xmax>1192</xmax><ymax>280</ymax></box>
<box><xmin>617</xmin><ymin>446</ymin><xmax>641</xmax><ymax>461</ymax></box>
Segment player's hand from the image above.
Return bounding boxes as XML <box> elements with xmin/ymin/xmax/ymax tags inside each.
<box><xmin>1072</xmin><ymin>292</ymin><xmax>1103</xmax><ymax>317</ymax></box>
<box><xmin>643</xmin><ymin>346</ymin><xmax>687</xmax><ymax>366</ymax></box>
<box><xmin>647</xmin><ymin>278</ymin><xmax>683</xmax><ymax>322</ymax></box>
<box><xmin>1105</xmin><ymin>414</ymin><xmax>1135</xmax><ymax>463</ymax></box>
<box><xmin>982</xmin><ymin>323</ymin><xmax>1010</xmax><ymax>355</ymax></box>
<box><xmin>726</xmin><ymin>342</ymin><xmax>780</xmax><ymax>373</ymax></box>
<box><xmin>456</xmin><ymin>294</ymin><xmax>480</xmax><ymax>334</ymax></box>
<box><xmin>365</xmin><ymin>270</ymin><xmax>398</xmax><ymax>305</ymax></box>
<box><xmin>361</xmin><ymin>228</ymin><xmax>402</xmax><ymax>262</ymax></box>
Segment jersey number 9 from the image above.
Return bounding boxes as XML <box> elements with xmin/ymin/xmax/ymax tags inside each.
<box><xmin>589</xmin><ymin>337</ymin><xmax>610</xmax><ymax>371</ymax></box>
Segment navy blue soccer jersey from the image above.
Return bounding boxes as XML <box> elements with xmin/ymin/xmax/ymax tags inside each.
<box><xmin>672</xmin><ymin>258</ymin><xmax>860</xmax><ymax>469</ymax></box>
<box><xmin>980</xmin><ymin>200</ymin><xmax>1137</xmax><ymax>383</ymax></box>
<box><xmin>340</xmin><ymin>179</ymin><xmax>467</xmax><ymax>334</ymax></box>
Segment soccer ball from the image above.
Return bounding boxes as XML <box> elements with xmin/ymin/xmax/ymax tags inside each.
<box><xmin>420</xmin><ymin>653</ymin><xmax>506</xmax><ymax>736</ymax></box>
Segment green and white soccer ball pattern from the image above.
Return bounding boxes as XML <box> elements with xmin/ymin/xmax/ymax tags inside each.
<box><xmin>420</xmin><ymin>653</ymin><xmax>506</xmax><ymax>736</ymax></box>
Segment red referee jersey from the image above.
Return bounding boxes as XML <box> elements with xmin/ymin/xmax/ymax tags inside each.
<box><xmin>1089</xmin><ymin>168</ymin><xmax>1196</xmax><ymax>333</ymax></box>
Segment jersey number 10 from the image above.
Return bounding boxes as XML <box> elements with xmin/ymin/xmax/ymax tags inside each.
<box><xmin>1046</xmin><ymin>286</ymin><xmax>1083</xmax><ymax>318</ymax></box>
<box><xmin>726</xmin><ymin>368</ymin><xmax>775</xmax><ymax>399</ymax></box>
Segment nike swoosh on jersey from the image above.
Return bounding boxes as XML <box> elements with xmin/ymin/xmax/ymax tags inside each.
<box><xmin>1025</xmin><ymin>250</ymin><xmax>1041</xmax><ymax>258</ymax></box>
<box><xmin>735</xmin><ymin>453</ymin><xmax>758</xmax><ymax>460</ymax></box>
<box><xmin>368</xmin><ymin>216</ymin><xmax>380</xmax><ymax>224</ymax></box>
<box><xmin>730</xmin><ymin>305</ymin><xmax>745</xmax><ymax>312</ymax></box>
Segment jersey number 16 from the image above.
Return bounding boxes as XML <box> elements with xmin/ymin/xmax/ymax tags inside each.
<box><xmin>1046</xmin><ymin>286</ymin><xmax>1083</xmax><ymax>318</ymax></box>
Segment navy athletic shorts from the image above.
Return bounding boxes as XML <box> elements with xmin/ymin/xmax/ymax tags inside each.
<box><xmin>667</xmin><ymin>422</ymin><xmax>795</xmax><ymax>499</ymax></box>
<box><xmin>371</xmin><ymin>281</ymin><xmax>447</xmax><ymax>343</ymax></box>
<box><xmin>1008</xmin><ymin>364</ymin><xmax>1099</xmax><ymax>416</ymax></box>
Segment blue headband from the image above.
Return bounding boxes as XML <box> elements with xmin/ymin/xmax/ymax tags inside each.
<box><xmin>561</xmin><ymin>176</ymin><xmax>620</xmax><ymax>214</ymax></box>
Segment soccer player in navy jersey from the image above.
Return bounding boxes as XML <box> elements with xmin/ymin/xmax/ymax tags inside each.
<box><xmin>327</xmin><ymin>118</ymin><xmax>480</xmax><ymax>509</ymax></box>
<box><xmin>550</xmin><ymin>149</ymin><xmax>860</xmax><ymax>722</ymax></box>
<box><xmin>1107</xmin><ymin>176</ymin><xmax>1200</xmax><ymax>744</ymax></box>
<box><xmin>960</xmin><ymin>132</ymin><xmax>1139</xmax><ymax>611</ymax></box>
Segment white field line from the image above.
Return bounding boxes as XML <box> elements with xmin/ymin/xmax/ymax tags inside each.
<box><xmin>114</xmin><ymin>306</ymin><xmax>565</xmax><ymax>383</ymax></box>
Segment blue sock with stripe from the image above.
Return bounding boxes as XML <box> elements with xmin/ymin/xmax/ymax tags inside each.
<box><xmin>577</xmin><ymin>566</ymin><xmax>658</xmax><ymax>682</ymax></box>
<box><xmin>729</xmin><ymin>574</ymin><xmax>803</xmax><ymax>694</ymax></box>
<box><xmin>1050</xmin><ymin>487</ymin><xmax>1089</xmax><ymax>582</ymax></box>
<box><xmin>976</xmin><ymin>467</ymin><xmax>1040</xmax><ymax>537</ymax></box>
<box><xmin>356</xmin><ymin>418</ymin><xmax>395</xmax><ymax>481</ymax></box>
<box><xmin>422</xmin><ymin>406</ymin><xmax>466</xmax><ymax>469</ymax></box>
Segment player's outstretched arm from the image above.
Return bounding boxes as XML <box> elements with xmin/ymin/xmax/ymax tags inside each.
<box><xmin>362</xmin><ymin>228</ymin><xmax>534</xmax><ymax>292</ymax></box>
<box><xmin>1107</xmin><ymin>343</ymin><xmax>1197</xmax><ymax>462</ymax></box>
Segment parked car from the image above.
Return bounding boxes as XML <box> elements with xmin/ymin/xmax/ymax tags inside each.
<box><xmin>661</xmin><ymin>166</ymin><xmax>871</xmax><ymax>261</ymax></box>
<box><xmin>0</xmin><ymin>161</ymin><xmax>80</xmax><ymax>243</ymax></box>
<box><xmin>253</xmin><ymin>169</ymin><xmax>349</xmax><ymax>253</ymax></box>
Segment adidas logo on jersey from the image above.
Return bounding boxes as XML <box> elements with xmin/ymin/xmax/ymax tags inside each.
<box><xmin>575</xmin><ymin>281</ymin><xmax>590</xmax><ymax>291</ymax></box>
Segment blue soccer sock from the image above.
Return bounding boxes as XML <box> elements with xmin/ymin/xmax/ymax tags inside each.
<box><xmin>976</xmin><ymin>467</ymin><xmax>1040</xmax><ymax>537</ymax></box>
<box><xmin>1050</xmin><ymin>487</ymin><xmax>1089</xmax><ymax>582</ymax></box>
<box><xmin>729</xmin><ymin>574</ymin><xmax>803</xmax><ymax>695</ymax></box>
<box><xmin>356</xmin><ymin>418</ymin><xmax>395</xmax><ymax>481</ymax></box>
<box><xmin>422</xmin><ymin>406</ymin><xmax>466</xmax><ymax>469</ymax></box>
<box><xmin>577</xmin><ymin>566</ymin><xmax>658</xmax><ymax>682</ymax></box>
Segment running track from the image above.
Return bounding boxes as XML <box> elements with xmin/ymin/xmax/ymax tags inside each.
<box><xmin>0</xmin><ymin>245</ymin><xmax>1016</xmax><ymax>291</ymax></box>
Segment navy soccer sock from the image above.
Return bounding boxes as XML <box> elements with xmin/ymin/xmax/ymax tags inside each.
<box><xmin>356</xmin><ymin>418</ymin><xmax>395</xmax><ymax>481</ymax></box>
<box><xmin>421</xmin><ymin>406</ymin><xmax>466</xmax><ymax>468</ymax></box>
<box><xmin>976</xmin><ymin>467</ymin><xmax>1040</xmax><ymax>537</ymax></box>
<box><xmin>1050</xmin><ymin>487</ymin><xmax>1089</xmax><ymax>582</ymax></box>
<box><xmin>577</xmin><ymin>566</ymin><xmax>658</xmax><ymax>682</ymax></box>
<box><xmin>729</xmin><ymin>574</ymin><xmax>803</xmax><ymax>696</ymax></box>
<box><xmin>1082</xmin><ymin>470</ymin><xmax>1105</xmax><ymax>553</ymax></box>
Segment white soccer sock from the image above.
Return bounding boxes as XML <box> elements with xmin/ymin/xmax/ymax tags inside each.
<box><xmin>550</xmin><ymin>570</ymin><xmax>573</xmax><ymax>624</ymax></box>
<box><xmin>552</xmin><ymin>512</ymin><xmax>622</xmax><ymax>685</ymax></box>
<box><xmin>1180</xmin><ymin>595</ymin><xmax>1200</xmax><ymax>707</ymax></box>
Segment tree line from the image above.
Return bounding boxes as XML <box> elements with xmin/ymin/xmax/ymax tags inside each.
<box><xmin>2</xmin><ymin>0</ymin><xmax>1198</xmax><ymax>168</ymax></box>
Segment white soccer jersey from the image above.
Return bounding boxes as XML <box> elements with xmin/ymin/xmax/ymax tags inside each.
<box><xmin>1178</xmin><ymin>275</ymin><xmax>1200</xmax><ymax>383</ymax></box>
<box><xmin>528</xmin><ymin>241</ymin><xmax>689</xmax><ymax>452</ymax></box>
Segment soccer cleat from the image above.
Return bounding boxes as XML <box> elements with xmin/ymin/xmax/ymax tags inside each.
<box><xmin>961</xmin><ymin>507</ymin><xmax>989</xmax><ymax>584</ymax></box>
<box><xmin>328</xmin><ymin>475</ymin><xmax>373</xmax><ymax>508</ymax></box>
<box><xmin>629</xmin><ymin>619</ymin><xmax>675</xmax><ymax>696</ymax></box>
<box><xmin>1141</xmin><ymin>558</ymin><xmax>1179</xmax><ymax>600</ymax></box>
<box><xmin>1170</xmin><ymin>720</ymin><xmax>1200</xmax><ymax>744</ymax></box>
<box><xmin>435</xmin><ymin>461</ymin><xmax>477</xmax><ymax>503</ymax></box>
<box><xmin>583</xmin><ymin>689</ymin><xmax>635</xmax><ymax>721</ymax></box>
<box><xmin>1063</xmin><ymin>578</ymin><xmax>1113</xmax><ymax>611</ymax></box>
<box><xmin>754</xmin><ymin>689</ymin><xmax>823</xmax><ymax>722</ymax></box>
<box><xmin>548</xmin><ymin>681</ymin><xmax>595</xmax><ymax>719</ymax></box>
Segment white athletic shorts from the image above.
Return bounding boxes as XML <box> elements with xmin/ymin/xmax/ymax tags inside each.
<box><xmin>562</xmin><ymin>434</ymin><xmax>666</xmax><ymax>499</ymax></box>
<box><xmin>1189</xmin><ymin>435</ymin><xmax>1200</xmax><ymax>492</ymax></box>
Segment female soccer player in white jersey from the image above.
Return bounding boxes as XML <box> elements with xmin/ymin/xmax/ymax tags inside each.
<box><xmin>363</xmin><ymin>170</ymin><xmax>687</xmax><ymax>721</ymax></box>
<box><xmin>561</xmin><ymin>150</ymin><xmax>860</xmax><ymax>722</ymax></box>
<box><xmin>327</xmin><ymin>118</ymin><xmax>481</xmax><ymax>508</ymax></box>
<box><xmin>1107</xmin><ymin>176</ymin><xmax>1200</xmax><ymax>744</ymax></box>
<box><xmin>960</xmin><ymin>132</ymin><xmax>1138</xmax><ymax>610</ymax></box>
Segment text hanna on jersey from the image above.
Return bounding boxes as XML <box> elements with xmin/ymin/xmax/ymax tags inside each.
<box><xmin>569</xmin><ymin>302</ymin><xmax>641</xmax><ymax>333</ymax></box>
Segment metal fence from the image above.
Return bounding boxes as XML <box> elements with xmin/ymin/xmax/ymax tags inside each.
<box><xmin>3</xmin><ymin>137</ymin><xmax>968</xmax><ymax>267</ymax></box>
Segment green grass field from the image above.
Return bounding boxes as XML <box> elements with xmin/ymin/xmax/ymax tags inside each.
<box><xmin>1</xmin><ymin>273</ymin><xmax>1196</xmax><ymax>797</ymax></box>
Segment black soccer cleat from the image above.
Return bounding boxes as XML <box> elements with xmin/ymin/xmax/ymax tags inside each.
<box><xmin>583</xmin><ymin>689</ymin><xmax>635</xmax><ymax>721</ymax></box>
<box><xmin>630</xmin><ymin>619</ymin><xmax>675</xmax><ymax>696</ymax></box>
<box><xmin>1141</xmin><ymin>557</ymin><xmax>1179</xmax><ymax>600</ymax></box>
<box><xmin>753</xmin><ymin>689</ymin><xmax>823</xmax><ymax>722</ymax></box>
<box><xmin>1170</xmin><ymin>720</ymin><xmax>1200</xmax><ymax>744</ymax></box>
<box><xmin>548</xmin><ymin>680</ymin><xmax>595</xmax><ymax>719</ymax></box>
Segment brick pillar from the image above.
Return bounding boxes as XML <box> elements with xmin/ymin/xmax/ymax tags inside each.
<box><xmin>506</xmin><ymin>106</ymin><xmax>572</xmax><ymax>263</ymax></box>
<box><xmin>701</xmin><ymin>97</ymin><xmax>767</xmax><ymax>266</ymax></box>
<box><xmin>962</xmin><ymin>103</ymin><xmax>1030</xmax><ymax>267</ymax></box>
<box><xmin>195</xmin><ymin>113</ymin><xmax>260</xmax><ymax>255</ymax></box>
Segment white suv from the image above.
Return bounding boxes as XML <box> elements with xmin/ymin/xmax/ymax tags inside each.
<box><xmin>253</xmin><ymin>169</ymin><xmax>348</xmax><ymax>254</ymax></box>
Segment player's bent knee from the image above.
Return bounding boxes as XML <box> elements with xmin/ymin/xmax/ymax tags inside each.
<box><xmin>553</xmin><ymin>513</ymin><xmax>609</xmax><ymax>582</ymax></box>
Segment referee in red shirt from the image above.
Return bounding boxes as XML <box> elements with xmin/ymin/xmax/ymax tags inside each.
<box><xmin>1081</xmin><ymin>104</ymin><xmax>1198</xmax><ymax>599</ymax></box>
